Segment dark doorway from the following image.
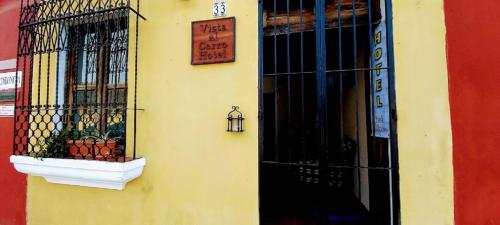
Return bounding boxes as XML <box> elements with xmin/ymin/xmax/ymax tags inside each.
<box><xmin>259</xmin><ymin>0</ymin><xmax>399</xmax><ymax>225</ymax></box>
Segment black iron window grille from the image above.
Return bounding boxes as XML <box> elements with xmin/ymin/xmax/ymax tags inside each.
<box><xmin>13</xmin><ymin>0</ymin><xmax>144</xmax><ymax>162</ymax></box>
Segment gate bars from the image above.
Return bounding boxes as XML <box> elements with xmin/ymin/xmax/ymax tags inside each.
<box><xmin>259</xmin><ymin>0</ymin><xmax>400</xmax><ymax>224</ymax></box>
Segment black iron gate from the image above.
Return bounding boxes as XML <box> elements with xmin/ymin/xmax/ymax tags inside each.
<box><xmin>258</xmin><ymin>0</ymin><xmax>399</xmax><ymax>224</ymax></box>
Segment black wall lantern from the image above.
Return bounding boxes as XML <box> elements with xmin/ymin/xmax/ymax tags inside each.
<box><xmin>227</xmin><ymin>106</ymin><xmax>244</xmax><ymax>132</ymax></box>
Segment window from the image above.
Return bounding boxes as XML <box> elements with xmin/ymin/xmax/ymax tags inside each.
<box><xmin>68</xmin><ymin>22</ymin><xmax>128</xmax><ymax>107</ymax></box>
<box><xmin>13</xmin><ymin>0</ymin><xmax>142</xmax><ymax>162</ymax></box>
<box><xmin>61</xmin><ymin>17</ymin><xmax>129</xmax><ymax>160</ymax></box>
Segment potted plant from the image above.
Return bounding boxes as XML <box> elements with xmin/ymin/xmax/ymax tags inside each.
<box><xmin>91</xmin><ymin>131</ymin><xmax>119</xmax><ymax>161</ymax></box>
<box><xmin>33</xmin><ymin>129</ymin><xmax>70</xmax><ymax>159</ymax></box>
<box><xmin>66</xmin><ymin>126</ymin><xmax>98</xmax><ymax>160</ymax></box>
<box><xmin>89</xmin><ymin>122</ymin><xmax>125</xmax><ymax>161</ymax></box>
<box><xmin>67</xmin><ymin>139</ymin><xmax>95</xmax><ymax>159</ymax></box>
<box><xmin>65</xmin><ymin>123</ymin><xmax>125</xmax><ymax>161</ymax></box>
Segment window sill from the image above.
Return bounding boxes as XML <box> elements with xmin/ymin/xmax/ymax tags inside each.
<box><xmin>10</xmin><ymin>155</ymin><xmax>146</xmax><ymax>190</ymax></box>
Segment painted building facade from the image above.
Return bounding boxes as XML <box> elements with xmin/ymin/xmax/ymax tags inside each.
<box><xmin>0</xmin><ymin>0</ymin><xmax>27</xmax><ymax>224</ymax></box>
<box><xmin>445</xmin><ymin>0</ymin><xmax>500</xmax><ymax>224</ymax></box>
<box><xmin>0</xmin><ymin>0</ymin><xmax>498</xmax><ymax>225</ymax></box>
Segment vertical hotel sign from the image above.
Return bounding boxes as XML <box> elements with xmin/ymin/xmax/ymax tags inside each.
<box><xmin>371</xmin><ymin>1</ymin><xmax>390</xmax><ymax>138</ymax></box>
<box><xmin>192</xmin><ymin>17</ymin><xmax>236</xmax><ymax>65</ymax></box>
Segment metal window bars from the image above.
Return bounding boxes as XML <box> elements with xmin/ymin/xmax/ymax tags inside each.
<box><xmin>13</xmin><ymin>0</ymin><xmax>144</xmax><ymax>162</ymax></box>
<box><xmin>259</xmin><ymin>0</ymin><xmax>399</xmax><ymax>224</ymax></box>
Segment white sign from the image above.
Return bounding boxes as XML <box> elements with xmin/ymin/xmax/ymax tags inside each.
<box><xmin>0</xmin><ymin>105</ymin><xmax>15</xmax><ymax>117</ymax></box>
<box><xmin>212</xmin><ymin>0</ymin><xmax>228</xmax><ymax>17</ymax></box>
<box><xmin>0</xmin><ymin>72</ymin><xmax>22</xmax><ymax>91</ymax></box>
<box><xmin>371</xmin><ymin>1</ymin><xmax>390</xmax><ymax>139</ymax></box>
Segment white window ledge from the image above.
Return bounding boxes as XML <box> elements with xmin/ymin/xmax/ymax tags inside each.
<box><xmin>10</xmin><ymin>155</ymin><xmax>146</xmax><ymax>190</ymax></box>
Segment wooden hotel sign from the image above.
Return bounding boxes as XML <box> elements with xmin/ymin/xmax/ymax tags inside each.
<box><xmin>191</xmin><ymin>17</ymin><xmax>235</xmax><ymax>65</ymax></box>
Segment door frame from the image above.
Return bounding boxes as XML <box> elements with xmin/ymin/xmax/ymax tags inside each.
<box><xmin>257</xmin><ymin>0</ymin><xmax>401</xmax><ymax>224</ymax></box>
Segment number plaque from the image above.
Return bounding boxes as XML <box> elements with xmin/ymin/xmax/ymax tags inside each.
<box><xmin>212</xmin><ymin>0</ymin><xmax>227</xmax><ymax>17</ymax></box>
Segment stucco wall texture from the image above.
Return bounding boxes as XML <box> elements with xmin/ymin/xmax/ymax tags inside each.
<box><xmin>0</xmin><ymin>0</ymin><xmax>27</xmax><ymax>225</ymax></box>
<box><xmin>26</xmin><ymin>1</ymin><xmax>260</xmax><ymax>225</ymax></box>
<box><xmin>12</xmin><ymin>1</ymin><xmax>460</xmax><ymax>225</ymax></box>
<box><xmin>392</xmin><ymin>1</ymin><xmax>454</xmax><ymax>225</ymax></box>
<box><xmin>445</xmin><ymin>0</ymin><xmax>500</xmax><ymax>224</ymax></box>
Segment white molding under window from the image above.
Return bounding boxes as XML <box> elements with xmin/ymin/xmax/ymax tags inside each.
<box><xmin>10</xmin><ymin>156</ymin><xmax>146</xmax><ymax>190</ymax></box>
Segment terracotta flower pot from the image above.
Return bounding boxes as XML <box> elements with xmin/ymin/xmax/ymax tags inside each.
<box><xmin>94</xmin><ymin>139</ymin><xmax>117</xmax><ymax>161</ymax></box>
<box><xmin>67</xmin><ymin>139</ymin><xmax>94</xmax><ymax>159</ymax></box>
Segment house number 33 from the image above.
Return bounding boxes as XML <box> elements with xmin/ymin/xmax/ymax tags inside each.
<box><xmin>212</xmin><ymin>0</ymin><xmax>227</xmax><ymax>17</ymax></box>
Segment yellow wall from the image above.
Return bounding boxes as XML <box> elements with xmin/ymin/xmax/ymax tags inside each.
<box><xmin>26</xmin><ymin>1</ymin><xmax>455</xmax><ymax>225</ymax></box>
<box><xmin>392</xmin><ymin>0</ymin><xmax>454</xmax><ymax>224</ymax></box>
<box><xmin>27</xmin><ymin>1</ymin><xmax>260</xmax><ymax>225</ymax></box>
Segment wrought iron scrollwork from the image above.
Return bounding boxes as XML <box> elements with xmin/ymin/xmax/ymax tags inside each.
<box><xmin>13</xmin><ymin>0</ymin><xmax>144</xmax><ymax>162</ymax></box>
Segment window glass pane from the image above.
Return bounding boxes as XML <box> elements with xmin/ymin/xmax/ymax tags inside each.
<box><xmin>77</xmin><ymin>33</ymin><xmax>98</xmax><ymax>85</ymax></box>
<box><xmin>75</xmin><ymin>90</ymin><xmax>97</xmax><ymax>105</ymax></box>
<box><xmin>109</xmin><ymin>29</ymin><xmax>127</xmax><ymax>85</ymax></box>
<box><xmin>107</xmin><ymin>88</ymin><xmax>126</xmax><ymax>104</ymax></box>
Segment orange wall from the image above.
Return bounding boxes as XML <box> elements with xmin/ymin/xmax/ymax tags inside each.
<box><xmin>445</xmin><ymin>0</ymin><xmax>500</xmax><ymax>224</ymax></box>
<box><xmin>0</xmin><ymin>1</ymin><xmax>26</xmax><ymax>225</ymax></box>
<box><xmin>0</xmin><ymin>0</ymin><xmax>18</xmax><ymax>59</ymax></box>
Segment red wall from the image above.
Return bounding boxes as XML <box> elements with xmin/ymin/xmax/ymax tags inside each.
<box><xmin>445</xmin><ymin>0</ymin><xmax>500</xmax><ymax>224</ymax></box>
<box><xmin>0</xmin><ymin>1</ymin><xmax>26</xmax><ymax>225</ymax></box>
